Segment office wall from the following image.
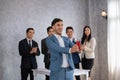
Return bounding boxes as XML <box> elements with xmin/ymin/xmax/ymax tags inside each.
<box><xmin>88</xmin><ymin>0</ymin><xmax>108</xmax><ymax>80</ymax></box>
<box><xmin>0</xmin><ymin>0</ymin><xmax>88</xmax><ymax>80</ymax></box>
<box><xmin>87</xmin><ymin>0</ymin><xmax>108</xmax><ymax>80</ymax></box>
<box><xmin>96</xmin><ymin>0</ymin><xmax>108</xmax><ymax>80</ymax></box>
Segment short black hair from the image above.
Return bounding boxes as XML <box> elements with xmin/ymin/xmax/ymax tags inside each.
<box><xmin>51</xmin><ymin>18</ymin><xmax>63</xmax><ymax>26</ymax></box>
<box><xmin>47</xmin><ymin>26</ymin><xmax>52</xmax><ymax>32</ymax></box>
<box><xmin>26</xmin><ymin>28</ymin><xmax>34</xmax><ymax>33</ymax></box>
<box><xmin>66</xmin><ymin>26</ymin><xmax>74</xmax><ymax>32</ymax></box>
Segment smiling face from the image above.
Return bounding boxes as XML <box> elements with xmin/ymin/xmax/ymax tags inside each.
<box><xmin>52</xmin><ymin>21</ymin><xmax>63</xmax><ymax>35</ymax></box>
<box><xmin>84</xmin><ymin>27</ymin><xmax>91</xmax><ymax>37</ymax></box>
<box><xmin>26</xmin><ymin>29</ymin><xmax>34</xmax><ymax>39</ymax></box>
<box><xmin>48</xmin><ymin>28</ymin><xmax>54</xmax><ymax>36</ymax></box>
<box><xmin>66</xmin><ymin>29</ymin><xmax>74</xmax><ymax>39</ymax></box>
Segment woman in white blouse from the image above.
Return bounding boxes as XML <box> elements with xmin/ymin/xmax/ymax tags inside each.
<box><xmin>80</xmin><ymin>26</ymin><xmax>96</xmax><ymax>80</ymax></box>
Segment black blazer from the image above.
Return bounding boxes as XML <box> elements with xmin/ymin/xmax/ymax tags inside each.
<box><xmin>41</xmin><ymin>38</ymin><xmax>50</xmax><ymax>63</ymax></box>
<box><xmin>71</xmin><ymin>38</ymin><xmax>81</xmax><ymax>64</ymax></box>
<box><xmin>18</xmin><ymin>38</ymin><xmax>40</xmax><ymax>69</ymax></box>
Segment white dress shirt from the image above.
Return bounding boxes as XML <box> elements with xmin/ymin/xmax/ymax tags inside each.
<box><xmin>54</xmin><ymin>34</ymin><xmax>69</xmax><ymax>68</ymax></box>
<box><xmin>69</xmin><ymin>37</ymin><xmax>74</xmax><ymax>42</ymax></box>
<box><xmin>27</xmin><ymin>38</ymin><xmax>32</xmax><ymax>46</ymax></box>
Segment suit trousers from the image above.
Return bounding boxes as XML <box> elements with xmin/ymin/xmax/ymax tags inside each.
<box><xmin>50</xmin><ymin>67</ymin><xmax>74</xmax><ymax>80</ymax></box>
<box><xmin>21</xmin><ymin>68</ymin><xmax>34</xmax><ymax>80</ymax></box>
<box><xmin>45</xmin><ymin>62</ymin><xmax>50</xmax><ymax>80</ymax></box>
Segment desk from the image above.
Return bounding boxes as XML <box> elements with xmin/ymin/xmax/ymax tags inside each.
<box><xmin>32</xmin><ymin>68</ymin><xmax>89</xmax><ymax>80</ymax></box>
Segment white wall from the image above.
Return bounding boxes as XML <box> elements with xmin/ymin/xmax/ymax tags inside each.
<box><xmin>0</xmin><ymin>0</ymin><xmax>88</xmax><ymax>80</ymax></box>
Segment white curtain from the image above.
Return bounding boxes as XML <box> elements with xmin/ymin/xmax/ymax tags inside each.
<box><xmin>108</xmin><ymin>0</ymin><xmax>120</xmax><ymax>80</ymax></box>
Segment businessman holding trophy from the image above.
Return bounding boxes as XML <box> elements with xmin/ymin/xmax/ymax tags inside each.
<box><xmin>46</xmin><ymin>18</ymin><xmax>80</xmax><ymax>80</ymax></box>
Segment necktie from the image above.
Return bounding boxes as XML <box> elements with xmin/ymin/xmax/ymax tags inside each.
<box><xmin>29</xmin><ymin>40</ymin><xmax>32</xmax><ymax>47</ymax></box>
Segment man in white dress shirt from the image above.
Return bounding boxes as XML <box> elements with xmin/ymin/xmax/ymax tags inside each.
<box><xmin>46</xmin><ymin>18</ymin><xmax>80</xmax><ymax>80</ymax></box>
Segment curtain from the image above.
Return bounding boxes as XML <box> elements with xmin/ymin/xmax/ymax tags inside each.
<box><xmin>108</xmin><ymin>0</ymin><xmax>120</xmax><ymax>80</ymax></box>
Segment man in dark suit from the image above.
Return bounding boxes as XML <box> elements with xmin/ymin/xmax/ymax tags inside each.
<box><xmin>18</xmin><ymin>28</ymin><xmax>40</xmax><ymax>80</ymax></box>
<box><xmin>41</xmin><ymin>26</ymin><xmax>54</xmax><ymax>80</ymax></box>
<box><xmin>66</xmin><ymin>26</ymin><xmax>81</xmax><ymax>80</ymax></box>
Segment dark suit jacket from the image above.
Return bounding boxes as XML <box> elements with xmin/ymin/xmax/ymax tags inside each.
<box><xmin>18</xmin><ymin>38</ymin><xmax>40</xmax><ymax>69</ymax></box>
<box><xmin>41</xmin><ymin>38</ymin><xmax>50</xmax><ymax>63</ymax></box>
<box><xmin>71</xmin><ymin>38</ymin><xmax>81</xmax><ymax>64</ymax></box>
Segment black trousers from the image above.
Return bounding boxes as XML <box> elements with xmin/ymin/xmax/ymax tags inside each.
<box><xmin>21</xmin><ymin>68</ymin><xmax>34</xmax><ymax>80</ymax></box>
<box><xmin>74</xmin><ymin>63</ymin><xmax>81</xmax><ymax>80</ymax></box>
<box><xmin>81</xmin><ymin>56</ymin><xmax>94</xmax><ymax>77</ymax></box>
<box><xmin>45</xmin><ymin>62</ymin><xmax>50</xmax><ymax>80</ymax></box>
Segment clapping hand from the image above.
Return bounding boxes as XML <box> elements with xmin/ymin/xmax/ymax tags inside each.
<box><xmin>30</xmin><ymin>47</ymin><xmax>37</xmax><ymax>54</ymax></box>
<box><xmin>70</xmin><ymin>44</ymin><xmax>79</xmax><ymax>53</ymax></box>
<box><xmin>80</xmin><ymin>45</ymin><xmax>85</xmax><ymax>51</ymax></box>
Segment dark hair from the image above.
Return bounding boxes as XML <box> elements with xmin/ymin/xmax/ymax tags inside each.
<box><xmin>51</xmin><ymin>18</ymin><xmax>63</xmax><ymax>26</ymax></box>
<box><xmin>47</xmin><ymin>26</ymin><xmax>52</xmax><ymax>32</ymax></box>
<box><xmin>66</xmin><ymin>26</ymin><xmax>74</xmax><ymax>32</ymax></box>
<box><xmin>26</xmin><ymin>28</ymin><xmax>34</xmax><ymax>33</ymax></box>
<box><xmin>81</xmin><ymin>26</ymin><xmax>92</xmax><ymax>44</ymax></box>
